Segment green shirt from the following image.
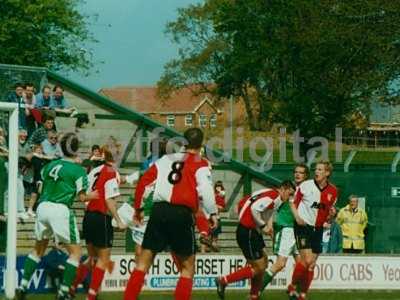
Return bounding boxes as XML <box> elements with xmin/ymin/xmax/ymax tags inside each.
<box><xmin>128</xmin><ymin>192</ymin><xmax>153</xmax><ymax>217</ymax></box>
<box><xmin>40</xmin><ymin>159</ymin><xmax>88</xmax><ymax>208</ymax></box>
<box><xmin>275</xmin><ymin>201</ymin><xmax>295</xmax><ymax>228</ymax></box>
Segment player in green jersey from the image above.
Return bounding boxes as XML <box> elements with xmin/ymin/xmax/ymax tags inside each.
<box><xmin>17</xmin><ymin>133</ymin><xmax>97</xmax><ymax>300</ymax></box>
<box><xmin>261</xmin><ymin>163</ymin><xmax>309</xmax><ymax>293</ymax></box>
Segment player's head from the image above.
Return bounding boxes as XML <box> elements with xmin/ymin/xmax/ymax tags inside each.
<box><xmin>183</xmin><ymin>127</ymin><xmax>204</xmax><ymax>151</ymax></box>
<box><xmin>348</xmin><ymin>195</ymin><xmax>359</xmax><ymax>209</ymax></box>
<box><xmin>278</xmin><ymin>180</ymin><xmax>296</xmax><ymax>202</ymax></box>
<box><xmin>293</xmin><ymin>163</ymin><xmax>309</xmax><ymax>185</ymax></box>
<box><xmin>314</xmin><ymin>160</ymin><xmax>333</xmax><ymax>183</ymax></box>
<box><xmin>101</xmin><ymin>146</ymin><xmax>114</xmax><ymax>164</ymax></box>
<box><xmin>60</xmin><ymin>132</ymin><xmax>79</xmax><ymax>158</ymax></box>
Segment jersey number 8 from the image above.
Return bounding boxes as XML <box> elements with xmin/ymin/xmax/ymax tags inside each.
<box><xmin>168</xmin><ymin>161</ymin><xmax>185</xmax><ymax>184</ymax></box>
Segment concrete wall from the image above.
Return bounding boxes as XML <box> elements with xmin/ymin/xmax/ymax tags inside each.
<box><xmin>49</xmin><ymin>80</ymin><xmax>139</xmax><ymax>162</ymax></box>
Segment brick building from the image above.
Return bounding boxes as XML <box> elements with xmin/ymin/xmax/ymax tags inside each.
<box><xmin>99</xmin><ymin>86</ymin><xmax>247</xmax><ymax>131</ymax></box>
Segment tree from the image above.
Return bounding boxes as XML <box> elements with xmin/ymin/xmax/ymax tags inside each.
<box><xmin>0</xmin><ymin>0</ymin><xmax>96</xmax><ymax>73</ymax></box>
<box><xmin>159</xmin><ymin>0</ymin><xmax>400</xmax><ymax>137</ymax></box>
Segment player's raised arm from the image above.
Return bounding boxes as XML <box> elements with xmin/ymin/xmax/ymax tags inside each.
<box><xmin>134</xmin><ymin>164</ymin><xmax>157</xmax><ymax>211</ymax></box>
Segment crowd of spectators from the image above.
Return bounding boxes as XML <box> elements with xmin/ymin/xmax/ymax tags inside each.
<box><xmin>0</xmin><ymin>82</ymin><xmax>84</xmax><ymax>221</ymax></box>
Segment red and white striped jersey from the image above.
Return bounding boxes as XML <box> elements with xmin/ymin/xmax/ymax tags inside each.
<box><xmin>134</xmin><ymin>152</ymin><xmax>217</xmax><ymax>215</ymax></box>
<box><xmin>293</xmin><ymin>179</ymin><xmax>337</xmax><ymax>227</ymax></box>
<box><xmin>237</xmin><ymin>188</ymin><xmax>281</xmax><ymax>229</ymax></box>
<box><xmin>87</xmin><ymin>164</ymin><xmax>120</xmax><ymax>214</ymax></box>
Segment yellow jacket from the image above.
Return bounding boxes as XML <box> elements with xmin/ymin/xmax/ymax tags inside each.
<box><xmin>337</xmin><ymin>205</ymin><xmax>368</xmax><ymax>250</ymax></box>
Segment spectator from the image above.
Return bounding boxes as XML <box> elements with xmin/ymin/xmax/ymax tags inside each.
<box><xmin>50</xmin><ymin>85</ymin><xmax>78</xmax><ymax>116</ymax></box>
<box><xmin>23</xmin><ymin>83</ymin><xmax>36</xmax><ymax>110</ymax></box>
<box><xmin>89</xmin><ymin>144</ymin><xmax>103</xmax><ymax>161</ymax></box>
<box><xmin>0</xmin><ymin>128</ymin><xmax>8</xmax><ymax>155</ymax></box>
<box><xmin>322</xmin><ymin>206</ymin><xmax>343</xmax><ymax>253</ymax></box>
<box><xmin>41</xmin><ymin>130</ymin><xmax>63</xmax><ymax>159</ymax></box>
<box><xmin>0</xmin><ymin>154</ymin><xmax>6</xmax><ymax>221</ymax></box>
<box><xmin>4</xmin><ymin>157</ymin><xmax>30</xmax><ymax>222</ymax></box>
<box><xmin>27</xmin><ymin>144</ymin><xmax>51</xmax><ymax>217</ymax></box>
<box><xmin>6</xmin><ymin>82</ymin><xmax>24</xmax><ymax>104</ymax></box>
<box><xmin>81</xmin><ymin>144</ymin><xmax>104</xmax><ymax>172</ymax></box>
<box><xmin>6</xmin><ymin>83</ymin><xmax>25</xmax><ymax>129</ymax></box>
<box><xmin>35</xmin><ymin>85</ymin><xmax>52</xmax><ymax>109</ymax></box>
<box><xmin>337</xmin><ymin>195</ymin><xmax>368</xmax><ymax>254</ymax></box>
<box><xmin>18</xmin><ymin>129</ymin><xmax>30</xmax><ymax>158</ymax></box>
<box><xmin>23</xmin><ymin>83</ymin><xmax>38</xmax><ymax>136</ymax></box>
<box><xmin>210</xmin><ymin>180</ymin><xmax>225</xmax><ymax>251</ymax></box>
<box><xmin>18</xmin><ymin>130</ymin><xmax>36</xmax><ymax>218</ymax></box>
<box><xmin>28</xmin><ymin>115</ymin><xmax>56</xmax><ymax>147</ymax></box>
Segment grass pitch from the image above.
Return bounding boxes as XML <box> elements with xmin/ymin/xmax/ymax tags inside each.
<box><xmin>6</xmin><ymin>290</ymin><xmax>400</xmax><ymax>300</ymax></box>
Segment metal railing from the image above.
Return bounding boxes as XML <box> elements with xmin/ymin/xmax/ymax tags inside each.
<box><xmin>342</xmin><ymin>136</ymin><xmax>400</xmax><ymax>148</ymax></box>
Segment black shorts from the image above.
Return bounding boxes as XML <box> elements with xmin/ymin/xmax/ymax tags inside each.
<box><xmin>236</xmin><ymin>224</ymin><xmax>265</xmax><ymax>260</ymax></box>
<box><xmin>142</xmin><ymin>202</ymin><xmax>196</xmax><ymax>257</ymax></box>
<box><xmin>23</xmin><ymin>181</ymin><xmax>37</xmax><ymax>195</ymax></box>
<box><xmin>294</xmin><ymin>224</ymin><xmax>323</xmax><ymax>254</ymax></box>
<box><xmin>211</xmin><ymin>221</ymin><xmax>222</xmax><ymax>238</ymax></box>
<box><xmin>82</xmin><ymin>211</ymin><xmax>113</xmax><ymax>248</ymax></box>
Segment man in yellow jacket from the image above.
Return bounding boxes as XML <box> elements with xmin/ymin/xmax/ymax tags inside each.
<box><xmin>337</xmin><ymin>195</ymin><xmax>368</xmax><ymax>253</ymax></box>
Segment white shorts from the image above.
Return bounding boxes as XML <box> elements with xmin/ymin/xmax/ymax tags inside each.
<box><xmin>113</xmin><ymin>202</ymin><xmax>148</xmax><ymax>246</ymax></box>
<box><xmin>273</xmin><ymin>227</ymin><xmax>299</xmax><ymax>257</ymax></box>
<box><xmin>130</xmin><ymin>220</ymin><xmax>148</xmax><ymax>246</ymax></box>
<box><xmin>35</xmin><ymin>201</ymin><xmax>80</xmax><ymax>244</ymax></box>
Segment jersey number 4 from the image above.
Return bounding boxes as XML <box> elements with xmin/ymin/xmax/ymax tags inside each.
<box><xmin>168</xmin><ymin>161</ymin><xmax>185</xmax><ymax>184</ymax></box>
<box><xmin>49</xmin><ymin>165</ymin><xmax>63</xmax><ymax>181</ymax></box>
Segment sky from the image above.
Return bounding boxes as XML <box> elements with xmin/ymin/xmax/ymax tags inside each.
<box><xmin>69</xmin><ymin>0</ymin><xmax>198</xmax><ymax>92</ymax></box>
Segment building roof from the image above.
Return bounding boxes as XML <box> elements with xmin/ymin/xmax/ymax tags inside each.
<box><xmin>99</xmin><ymin>86</ymin><xmax>220</xmax><ymax>114</ymax></box>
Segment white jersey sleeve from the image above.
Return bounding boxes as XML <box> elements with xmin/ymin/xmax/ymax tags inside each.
<box><xmin>105</xmin><ymin>177</ymin><xmax>120</xmax><ymax>200</ymax></box>
<box><xmin>195</xmin><ymin>166</ymin><xmax>217</xmax><ymax>215</ymax></box>
<box><xmin>250</xmin><ymin>197</ymin><xmax>274</xmax><ymax>227</ymax></box>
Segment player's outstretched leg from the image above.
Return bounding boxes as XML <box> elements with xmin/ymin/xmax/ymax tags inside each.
<box><xmin>17</xmin><ymin>240</ymin><xmax>49</xmax><ymax>300</ymax></box>
<box><xmin>69</xmin><ymin>257</ymin><xmax>93</xmax><ymax>298</ymax></box>
<box><xmin>214</xmin><ymin>277</ymin><xmax>226</xmax><ymax>300</ymax></box>
<box><xmin>57</xmin><ymin>258</ymin><xmax>80</xmax><ymax>300</ymax></box>
<box><xmin>17</xmin><ymin>253</ymin><xmax>41</xmax><ymax>299</ymax></box>
<box><xmin>215</xmin><ymin>265</ymin><xmax>254</xmax><ymax>300</ymax></box>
